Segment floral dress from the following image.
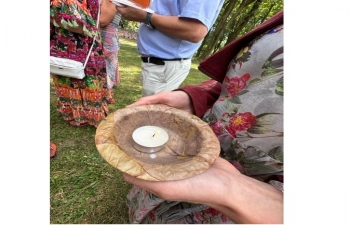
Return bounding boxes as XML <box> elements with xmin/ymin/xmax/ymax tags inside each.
<box><xmin>126</xmin><ymin>25</ymin><xmax>284</xmax><ymax>223</ymax></box>
<box><xmin>50</xmin><ymin>0</ymin><xmax>113</xmax><ymax>127</ymax></box>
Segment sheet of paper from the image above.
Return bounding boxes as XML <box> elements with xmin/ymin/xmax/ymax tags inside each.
<box><xmin>112</xmin><ymin>0</ymin><xmax>154</xmax><ymax>13</ymax></box>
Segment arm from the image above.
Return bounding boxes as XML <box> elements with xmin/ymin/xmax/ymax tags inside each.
<box><xmin>127</xmin><ymin>79</ymin><xmax>221</xmax><ymax>117</ymax></box>
<box><xmin>100</xmin><ymin>0</ymin><xmax>118</xmax><ymax>27</ymax></box>
<box><xmin>127</xmin><ymin>90</ymin><xmax>195</xmax><ymax>114</ymax></box>
<box><xmin>115</xmin><ymin>6</ymin><xmax>207</xmax><ymax>42</ymax></box>
<box><xmin>122</xmin><ymin>157</ymin><xmax>283</xmax><ymax>224</ymax></box>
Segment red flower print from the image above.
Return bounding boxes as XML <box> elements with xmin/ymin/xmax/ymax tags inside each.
<box><xmin>193</xmin><ymin>212</ymin><xmax>204</xmax><ymax>222</ymax></box>
<box><xmin>209</xmin><ymin>121</ymin><xmax>223</xmax><ymax>136</ymax></box>
<box><xmin>225</xmin><ymin>112</ymin><xmax>257</xmax><ymax>137</ymax></box>
<box><xmin>225</xmin><ymin>73</ymin><xmax>251</xmax><ymax>97</ymax></box>
<box><xmin>221</xmin><ymin>214</ymin><xmax>228</xmax><ymax>222</ymax></box>
<box><xmin>204</xmin><ymin>207</ymin><xmax>220</xmax><ymax>216</ymax></box>
<box><xmin>225</xmin><ymin>125</ymin><xmax>237</xmax><ymax>137</ymax></box>
<box><xmin>149</xmin><ymin>212</ymin><xmax>155</xmax><ymax>221</ymax></box>
<box><xmin>68</xmin><ymin>41</ymin><xmax>76</xmax><ymax>53</ymax></box>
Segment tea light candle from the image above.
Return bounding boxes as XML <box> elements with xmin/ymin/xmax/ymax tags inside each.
<box><xmin>132</xmin><ymin>126</ymin><xmax>169</xmax><ymax>153</ymax></box>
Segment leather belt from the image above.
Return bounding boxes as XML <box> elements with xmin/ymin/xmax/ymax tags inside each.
<box><xmin>141</xmin><ymin>57</ymin><xmax>189</xmax><ymax>65</ymax></box>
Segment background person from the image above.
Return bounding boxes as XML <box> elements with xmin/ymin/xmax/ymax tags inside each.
<box><xmin>50</xmin><ymin>0</ymin><xmax>119</xmax><ymax>127</ymax></box>
<box><xmin>122</xmin><ymin>10</ymin><xmax>284</xmax><ymax>224</ymax></box>
<box><xmin>115</xmin><ymin>0</ymin><xmax>225</xmax><ymax>96</ymax></box>
<box><xmin>100</xmin><ymin>2</ymin><xmax>122</xmax><ymax>103</ymax></box>
<box><xmin>50</xmin><ymin>0</ymin><xmax>120</xmax><ymax>157</ymax></box>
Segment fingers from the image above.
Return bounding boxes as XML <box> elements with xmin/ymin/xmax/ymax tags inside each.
<box><xmin>126</xmin><ymin>92</ymin><xmax>169</xmax><ymax>108</ymax></box>
<box><xmin>122</xmin><ymin>172</ymin><xmax>137</xmax><ymax>184</ymax></box>
<box><xmin>126</xmin><ymin>96</ymin><xmax>156</xmax><ymax>108</ymax></box>
<box><xmin>122</xmin><ymin>173</ymin><xmax>161</xmax><ymax>194</ymax></box>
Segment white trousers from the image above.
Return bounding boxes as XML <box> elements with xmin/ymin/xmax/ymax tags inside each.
<box><xmin>140</xmin><ymin>59</ymin><xmax>191</xmax><ymax>96</ymax></box>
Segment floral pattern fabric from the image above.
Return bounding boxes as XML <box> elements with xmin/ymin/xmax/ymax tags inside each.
<box><xmin>50</xmin><ymin>0</ymin><xmax>114</xmax><ymax>127</ymax></box>
<box><xmin>126</xmin><ymin>25</ymin><xmax>284</xmax><ymax>223</ymax></box>
<box><xmin>203</xmin><ymin>25</ymin><xmax>284</xmax><ymax>182</ymax></box>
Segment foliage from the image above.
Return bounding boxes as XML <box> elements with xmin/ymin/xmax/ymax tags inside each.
<box><xmin>120</xmin><ymin>18</ymin><xmax>140</xmax><ymax>32</ymax></box>
<box><xmin>196</xmin><ymin>0</ymin><xmax>283</xmax><ymax>59</ymax></box>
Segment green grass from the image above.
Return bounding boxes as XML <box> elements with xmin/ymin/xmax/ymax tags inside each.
<box><xmin>50</xmin><ymin>38</ymin><xmax>209</xmax><ymax>224</ymax></box>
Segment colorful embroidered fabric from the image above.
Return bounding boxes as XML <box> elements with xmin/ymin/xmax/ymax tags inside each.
<box><xmin>126</xmin><ymin>25</ymin><xmax>283</xmax><ymax>224</ymax></box>
<box><xmin>50</xmin><ymin>0</ymin><xmax>113</xmax><ymax>127</ymax></box>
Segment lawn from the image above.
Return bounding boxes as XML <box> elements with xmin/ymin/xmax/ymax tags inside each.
<box><xmin>50</xmin><ymin>38</ymin><xmax>210</xmax><ymax>223</ymax></box>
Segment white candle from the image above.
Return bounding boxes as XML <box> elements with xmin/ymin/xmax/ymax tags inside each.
<box><xmin>132</xmin><ymin>126</ymin><xmax>169</xmax><ymax>153</ymax></box>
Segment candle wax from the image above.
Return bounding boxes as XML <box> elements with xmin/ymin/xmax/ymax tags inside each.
<box><xmin>132</xmin><ymin>126</ymin><xmax>169</xmax><ymax>148</ymax></box>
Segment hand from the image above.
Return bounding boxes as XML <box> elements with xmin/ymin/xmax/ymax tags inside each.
<box><xmin>123</xmin><ymin>156</ymin><xmax>283</xmax><ymax>224</ymax></box>
<box><xmin>127</xmin><ymin>91</ymin><xmax>195</xmax><ymax>114</ymax></box>
<box><xmin>115</xmin><ymin>5</ymin><xmax>147</xmax><ymax>22</ymax></box>
<box><xmin>122</xmin><ymin>157</ymin><xmax>239</xmax><ymax>205</ymax></box>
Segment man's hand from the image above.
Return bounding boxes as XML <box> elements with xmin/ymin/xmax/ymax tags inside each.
<box><xmin>115</xmin><ymin>5</ymin><xmax>147</xmax><ymax>22</ymax></box>
<box><xmin>127</xmin><ymin>91</ymin><xmax>195</xmax><ymax>114</ymax></box>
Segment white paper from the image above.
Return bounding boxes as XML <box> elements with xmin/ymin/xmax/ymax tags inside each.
<box><xmin>112</xmin><ymin>0</ymin><xmax>154</xmax><ymax>13</ymax></box>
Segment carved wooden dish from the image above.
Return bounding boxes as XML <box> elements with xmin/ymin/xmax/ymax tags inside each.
<box><xmin>95</xmin><ymin>104</ymin><xmax>220</xmax><ymax>181</ymax></box>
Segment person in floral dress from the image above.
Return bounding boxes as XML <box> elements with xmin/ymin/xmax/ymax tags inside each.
<box><xmin>50</xmin><ymin>0</ymin><xmax>119</xmax><ymax>127</ymax></box>
<box><xmin>122</xmin><ymin>10</ymin><xmax>284</xmax><ymax>224</ymax></box>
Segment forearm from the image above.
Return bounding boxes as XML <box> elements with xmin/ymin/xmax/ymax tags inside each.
<box><xmin>122</xmin><ymin>157</ymin><xmax>283</xmax><ymax>224</ymax></box>
<box><xmin>208</xmin><ymin>174</ymin><xmax>283</xmax><ymax>224</ymax></box>
<box><xmin>100</xmin><ymin>0</ymin><xmax>118</xmax><ymax>27</ymax></box>
<box><xmin>116</xmin><ymin>5</ymin><xmax>207</xmax><ymax>42</ymax></box>
<box><xmin>149</xmin><ymin>14</ymin><xmax>208</xmax><ymax>43</ymax></box>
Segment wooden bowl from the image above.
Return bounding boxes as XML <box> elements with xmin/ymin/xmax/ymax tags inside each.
<box><xmin>95</xmin><ymin>104</ymin><xmax>220</xmax><ymax>181</ymax></box>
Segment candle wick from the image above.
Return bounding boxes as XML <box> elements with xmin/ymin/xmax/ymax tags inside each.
<box><xmin>152</xmin><ymin>133</ymin><xmax>155</xmax><ymax>137</ymax></box>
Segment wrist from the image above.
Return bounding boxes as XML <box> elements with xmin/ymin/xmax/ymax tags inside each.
<box><xmin>144</xmin><ymin>12</ymin><xmax>154</xmax><ymax>29</ymax></box>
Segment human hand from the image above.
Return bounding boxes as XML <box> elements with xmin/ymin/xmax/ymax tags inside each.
<box><xmin>127</xmin><ymin>91</ymin><xmax>195</xmax><ymax>114</ymax></box>
<box><xmin>122</xmin><ymin>157</ymin><xmax>239</xmax><ymax>205</ymax></box>
<box><xmin>123</xmin><ymin>156</ymin><xmax>283</xmax><ymax>223</ymax></box>
<box><xmin>115</xmin><ymin>4</ymin><xmax>147</xmax><ymax>22</ymax></box>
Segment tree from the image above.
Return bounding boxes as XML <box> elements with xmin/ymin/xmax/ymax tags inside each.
<box><xmin>196</xmin><ymin>0</ymin><xmax>283</xmax><ymax>60</ymax></box>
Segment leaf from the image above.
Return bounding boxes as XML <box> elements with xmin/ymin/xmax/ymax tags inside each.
<box><xmin>275</xmin><ymin>86</ymin><xmax>283</xmax><ymax>96</ymax></box>
<box><xmin>60</xmin><ymin>19</ymin><xmax>68</xmax><ymax>29</ymax></box>
<box><xmin>261</xmin><ymin>68</ymin><xmax>283</xmax><ymax>77</ymax></box>
<box><xmin>249</xmin><ymin>78</ymin><xmax>261</xmax><ymax>84</ymax></box>
<box><xmin>67</xmin><ymin>20</ymin><xmax>74</xmax><ymax>27</ymax></box>
<box><xmin>237</xmin><ymin>90</ymin><xmax>249</xmax><ymax>96</ymax></box>
<box><xmin>256</xmin><ymin>113</ymin><xmax>283</xmax><ymax>119</ymax></box>
<box><xmin>269</xmin><ymin>58</ymin><xmax>284</xmax><ymax>68</ymax></box>
<box><xmin>52</xmin><ymin>20</ymin><xmax>59</xmax><ymax>27</ymax></box>
<box><xmin>242</xmin><ymin>161</ymin><xmax>283</xmax><ymax>173</ymax></box>
<box><xmin>268</xmin><ymin>146</ymin><xmax>283</xmax><ymax>162</ymax></box>
<box><xmin>228</xmin><ymin>96</ymin><xmax>242</xmax><ymax>104</ymax></box>
<box><xmin>50</xmin><ymin>8</ymin><xmax>55</xmax><ymax>17</ymax></box>
<box><xmin>247</xmin><ymin>126</ymin><xmax>274</xmax><ymax>134</ymax></box>
<box><xmin>275</xmin><ymin>76</ymin><xmax>284</xmax><ymax>96</ymax></box>
<box><xmin>267</xmin><ymin>47</ymin><xmax>284</xmax><ymax>61</ymax></box>
<box><xmin>71</xmin><ymin>20</ymin><xmax>79</xmax><ymax>27</ymax></box>
<box><xmin>254</xmin><ymin>120</ymin><xmax>275</xmax><ymax>126</ymax></box>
